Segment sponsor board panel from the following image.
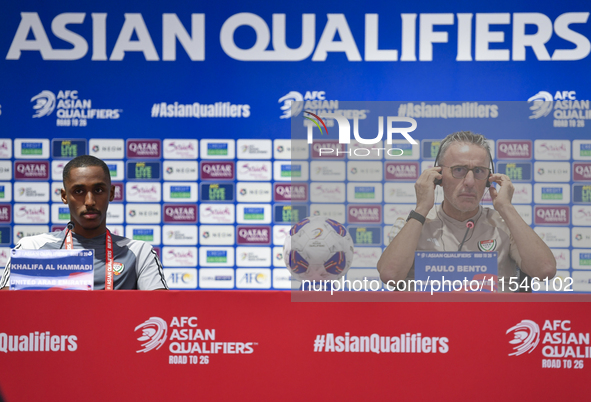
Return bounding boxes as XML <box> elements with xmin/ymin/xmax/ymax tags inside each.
<box><xmin>126</xmin><ymin>161</ymin><xmax>161</xmax><ymax>181</ymax></box>
<box><xmin>201</xmin><ymin>161</ymin><xmax>235</xmax><ymax>180</ymax></box>
<box><xmin>237</xmin><ymin>139</ymin><xmax>272</xmax><ymax>159</ymax></box>
<box><xmin>199</xmin><ymin>247</ymin><xmax>235</xmax><ymax>267</ymax></box>
<box><xmin>534</xmin><ymin>184</ymin><xmax>570</xmax><ymax>204</ymax></box>
<box><xmin>348</xmin><ymin>226</ymin><xmax>382</xmax><ymax>246</ymax></box>
<box><xmin>572</xmin><ymin>249</ymin><xmax>591</xmax><ymax>269</ymax></box>
<box><xmin>310</xmin><ymin>140</ymin><xmax>346</xmax><ymax>160</ymax></box>
<box><xmin>572</xmin><ymin>271</ymin><xmax>591</xmax><ymax>292</ymax></box>
<box><xmin>163</xmin><ymin>204</ymin><xmax>198</xmax><ymax>224</ymax></box>
<box><xmin>534</xmin><ymin>140</ymin><xmax>571</xmax><ymax>160</ymax></box>
<box><xmin>14</xmin><ymin>139</ymin><xmax>50</xmax><ymax>159</ymax></box>
<box><xmin>236</xmin><ymin>268</ymin><xmax>272</xmax><ymax>289</ymax></box>
<box><xmin>572</xmin><ymin>227</ymin><xmax>591</xmax><ymax>248</ymax></box>
<box><xmin>236</xmin><ymin>247</ymin><xmax>271</xmax><ymax>267</ymax></box>
<box><xmin>89</xmin><ymin>139</ymin><xmax>125</xmax><ymax>159</ymax></box>
<box><xmin>15</xmin><ymin>161</ymin><xmax>49</xmax><ymax>180</ymax></box>
<box><xmin>126</xmin><ymin>204</ymin><xmax>161</xmax><ymax>224</ymax></box>
<box><xmin>51</xmin><ymin>160</ymin><xmax>66</xmax><ymax>181</ymax></box>
<box><xmin>125</xmin><ymin>225</ymin><xmax>161</xmax><ymax>245</ymax></box>
<box><xmin>163</xmin><ymin>139</ymin><xmax>198</xmax><ymax>159</ymax></box>
<box><xmin>347</xmin><ymin>183</ymin><xmax>383</xmax><ymax>203</ymax></box>
<box><xmin>237</xmin><ymin>225</ymin><xmax>271</xmax><ymax>245</ymax></box>
<box><xmin>497</xmin><ymin>140</ymin><xmax>532</xmax><ymax>159</ymax></box>
<box><xmin>0</xmin><ymin>162</ymin><xmax>11</xmax><ymax>181</ymax></box>
<box><xmin>385</xmin><ymin>162</ymin><xmax>419</xmax><ymax>181</ymax></box>
<box><xmin>162</xmin><ymin>225</ymin><xmax>198</xmax><ymax>246</ymax></box>
<box><xmin>273</xmin><ymin>161</ymin><xmax>309</xmax><ymax>181</ymax></box>
<box><xmin>572</xmin><ymin>206</ymin><xmax>591</xmax><ymax>226</ymax></box>
<box><xmin>0</xmin><ymin>205</ymin><xmax>11</xmax><ymax>224</ymax></box>
<box><xmin>309</xmin><ymin>204</ymin><xmax>346</xmax><ymax>223</ymax></box>
<box><xmin>164</xmin><ymin>268</ymin><xmax>198</xmax><ymax>289</ymax></box>
<box><xmin>272</xmin><ymin>268</ymin><xmax>300</xmax><ymax>289</ymax></box>
<box><xmin>106</xmin><ymin>225</ymin><xmax>125</xmax><ymax>237</ymax></box>
<box><xmin>310</xmin><ymin>182</ymin><xmax>346</xmax><ymax>203</ymax></box>
<box><xmin>51</xmin><ymin>139</ymin><xmax>87</xmax><ymax>159</ymax></box>
<box><xmin>163</xmin><ymin>161</ymin><xmax>198</xmax><ymax>181</ymax></box>
<box><xmin>384</xmin><ymin>141</ymin><xmax>420</xmax><ymax>160</ymax></box>
<box><xmin>163</xmin><ymin>182</ymin><xmax>198</xmax><ymax>202</ymax></box>
<box><xmin>514</xmin><ymin>205</ymin><xmax>532</xmax><ymax>225</ymax></box>
<box><xmin>348</xmin><ymin>205</ymin><xmax>382</xmax><ymax>224</ymax></box>
<box><xmin>14</xmin><ymin>182</ymin><xmax>49</xmax><ymax>202</ymax></box>
<box><xmin>106</xmin><ymin>204</ymin><xmax>124</xmax><ymax>224</ymax></box>
<box><xmin>534</xmin><ymin>162</ymin><xmax>570</xmax><ymax>182</ymax></box>
<box><xmin>273</xmin><ymin>204</ymin><xmax>307</xmax><ymax>224</ymax></box>
<box><xmin>573</xmin><ymin>140</ymin><xmax>591</xmax><ymax>161</ymax></box>
<box><xmin>199</xmin><ymin>225</ymin><xmax>234</xmax><ymax>246</ymax></box>
<box><xmin>162</xmin><ymin>246</ymin><xmax>198</xmax><ymax>267</ymax></box>
<box><xmin>351</xmin><ymin>247</ymin><xmax>382</xmax><ymax>268</ymax></box>
<box><xmin>0</xmin><ymin>139</ymin><xmax>12</xmax><ymax>159</ymax></box>
<box><xmin>105</xmin><ymin>161</ymin><xmax>125</xmax><ymax>181</ymax></box>
<box><xmin>347</xmin><ymin>161</ymin><xmax>383</xmax><ymax>182</ymax></box>
<box><xmin>200</xmin><ymin>140</ymin><xmax>235</xmax><ymax>159</ymax></box>
<box><xmin>272</xmin><ymin>225</ymin><xmax>291</xmax><ymax>246</ymax></box>
<box><xmin>237</xmin><ymin>204</ymin><xmax>272</xmax><ymax>224</ymax></box>
<box><xmin>512</xmin><ymin>183</ymin><xmax>532</xmax><ymax>204</ymax></box>
<box><xmin>198</xmin><ymin>268</ymin><xmax>234</xmax><ymax>289</ymax></box>
<box><xmin>310</xmin><ymin>161</ymin><xmax>346</xmax><ymax>181</ymax></box>
<box><xmin>199</xmin><ymin>204</ymin><xmax>235</xmax><ymax>224</ymax></box>
<box><xmin>274</xmin><ymin>183</ymin><xmax>308</xmax><ymax>202</ymax></box>
<box><xmin>550</xmin><ymin>249</ymin><xmax>570</xmax><ymax>270</ymax></box>
<box><xmin>534</xmin><ymin>206</ymin><xmax>569</xmax><ymax>225</ymax></box>
<box><xmin>126</xmin><ymin>182</ymin><xmax>162</xmax><ymax>202</ymax></box>
<box><xmin>496</xmin><ymin>162</ymin><xmax>532</xmax><ymax>182</ymax></box>
<box><xmin>383</xmin><ymin>204</ymin><xmax>414</xmax><ymax>225</ymax></box>
<box><xmin>13</xmin><ymin>225</ymin><xmax>49</xmax><ymax>244</ymax></box>
<box><xmin>272</xmin><ymin>246</ymin><xmax>286</xmax><ymax>267</ymax></box>
<box><xmin>51</xmin><ymin>204</ymin><xmax>71</xmax><ymax>224</ymax></box>
<box><xmin>0</xmin><ymin>227</ymin><xmax>9</xmax><ymax>245</ymax></box>
<box><xmin>13</xmin><ymin>203</ymin><xmax>49</xmax><ymax>224</ymax></box>
<box><xmin>573</xmin><ymin>184</ymin><xmax>591</xmax><ymax>204</ymax></box>
<box><xmin>200</xmin><ymin>183</ymin><xmax>234</xmax><ymax>202</ymax></box>
<box><xmin>237</xmin><ymin>182</ymin><xmax>272</xmax><ymax>202</ymax></box>
<box><xmin>236</xmin><ymin>161</ymin><xmax>272</xmax><ymax>181</ymax></box>
<box><xmin>573</xmin><ymin>162</ymin><xmax>591</xmax><ymax>181</ymax></box>
<box><xmin>273</xmin><ymin>139</ymin><xmax>308</xmax><ymax>160</ymax></box>
<box><xmin>383</xmin><ymin>183</ymin><xmax>415</xmax><ymax>203</ymax></box>
<box><xmin>534</xmin><ymin>227</ymin><xmax>570</xmax><ymax>248</ymax></box>
<box><xmin>0</xmin><ymin>182</ymin><xmax>12</xmax><ymax>202</ymax></box>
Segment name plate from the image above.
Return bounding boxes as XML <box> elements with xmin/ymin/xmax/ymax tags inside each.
<box><xmin>10</xmin><ymin>249</ymin><xmax>94</xmax><ymax>290</ymax></box>
<box><xmin>414</xmin><ymin>251</ymin><xmax>498</xmax><ymax>292</ymax></box>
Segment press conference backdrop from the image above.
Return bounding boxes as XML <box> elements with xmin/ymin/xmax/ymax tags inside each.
<box><xmin>0</xmin><ymin>0</ymin><xmax>589</xmax><ymax>290</ymax></box>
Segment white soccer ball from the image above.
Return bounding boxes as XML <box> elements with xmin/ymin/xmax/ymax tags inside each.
<box><xmin>283</xmin><ymin>216</ymin><xmax>355</xmax><ymax>281</ymax></box>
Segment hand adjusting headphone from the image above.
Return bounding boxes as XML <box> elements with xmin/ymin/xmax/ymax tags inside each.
<box><xmin>432</xmin><ymin>137</ymin><xmax>494</xmax><ymax>187</ymax></box>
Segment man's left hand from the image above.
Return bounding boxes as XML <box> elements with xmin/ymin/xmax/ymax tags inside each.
<box><xmin>488</xmin><ymin>173</ymin><xmax>514</xmax><ymax>211</ymax></box>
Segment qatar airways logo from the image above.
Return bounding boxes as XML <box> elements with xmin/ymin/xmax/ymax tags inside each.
<box><xmin>274</xmin><ymin>183</ymin><xmax>308</xmax><ymax>202</ymax></box>
<box><xmin>164</xmin><ymin>205</ymin><xmax>197</xmax><ymax>223</ymax></box>
<box><xmin>497</xmin><ymin>140</ymin><xmax>532</xmax><ymax>159</ymax></box>
<box><xmin>574</xmin><ymin>163</ymin><xmax>591</xmax><ymax>181</ymax></box>
<box><xmin>348</xmin><ymin>206</ymin><xmax>381</xmax><ymax>223</ymax></box>
<box><xmin>385</xmin><ymin>162</ymin><xmax>419</xmax><ymax>180</ymax></box>
<box><xmin>201</xmin><ymin>162</ymin><xmax>234</xmax><ymax>180</ymax></box>
<box><xmin>127</xmin><ymin>140</ymin><xmax>161</xmax><ymax>158</ymax></box>
<box><xmin>237</xmin><ymin>226</ymin><xmax>271</xmax><ymax>245</ymax></box>
<box><xmin>534</xmin><ymin>206</ymin><xmax>569</xmax><ymax>225</ymax></box>
<box><xmin>15</xmin><ymin>162</ymin><xmax>49</xmax><ymax>180</ymax></box>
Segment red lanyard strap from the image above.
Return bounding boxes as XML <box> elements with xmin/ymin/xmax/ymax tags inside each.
<box><xmin>65</xmin><ymin>230</ymin><xmax>114</xmax><ymax>290</ymax></box>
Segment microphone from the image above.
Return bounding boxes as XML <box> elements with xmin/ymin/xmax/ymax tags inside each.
<box><xmin>458</xmin><ymin>219</ymin><xmax>475</xmax><ymax>251</ymax></box>
<box><xmin>59</xmin><ymin>222</ymin><xmax>75</xmax><ymax>249</ymax></box>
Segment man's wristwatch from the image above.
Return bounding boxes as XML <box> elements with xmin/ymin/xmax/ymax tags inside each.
<box><xmin>406</xmin><ymin>210</ymin><xmax>426</xmax><ymax>225</ymax></box>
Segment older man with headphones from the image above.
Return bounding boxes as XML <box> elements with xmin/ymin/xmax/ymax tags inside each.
<box><xmin>377</xmin><ymin>131</ymin><xmax>556</xmax><ymax>291</ymax></box>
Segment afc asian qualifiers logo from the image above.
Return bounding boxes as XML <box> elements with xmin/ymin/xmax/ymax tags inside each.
<box><xmin>31</xmin><ymin>90</ymin><xmax>56</xmax><ymax>118</ymax></box>
<box><xmin>527</xmin><ymin>91</ymin><xmax>553</xmax><ymax>119</ymax></box>
<box><xmin>135</xmin><ymin>317</ymin><xmax>168</xmax><ymax>353</ymax></box>
<box><xmin>506</xmin><ymin>320</ymin><xmax>540</xmax><ymax>356</ymax></box>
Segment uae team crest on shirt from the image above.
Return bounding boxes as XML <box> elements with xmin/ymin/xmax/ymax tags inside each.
<box><xmin>478</xmin><ymin>240</ymin><xmax>496</xmax><ymax>252</ymax></box>
<box><xmin>113</xmin><ymin>262</ymin><xmax>125</xmax><ymax>275</ymax></box>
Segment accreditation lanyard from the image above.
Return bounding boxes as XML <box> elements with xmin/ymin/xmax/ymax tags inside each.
<box><xmin>65</xmin><ymin>229</ymin><xmax>114</xmax><ymax>290</ymax></box>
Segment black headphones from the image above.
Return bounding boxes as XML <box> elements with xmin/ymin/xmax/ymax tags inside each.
<box><xmin>433</xmin><ymin>137</ymin><xmax>494</xmax><ymax>187</ymax></box>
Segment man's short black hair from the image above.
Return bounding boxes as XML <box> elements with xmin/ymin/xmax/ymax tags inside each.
<box><xmin>63</xmin><ymin>155</ymin><xmax>111</xmax><ymax>184</ymax></box>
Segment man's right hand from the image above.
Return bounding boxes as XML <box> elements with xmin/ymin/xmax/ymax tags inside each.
<box><xmin>414</xmin><ymin>166</ymin><xmax>442</xmax><ymax>215</ymax></box>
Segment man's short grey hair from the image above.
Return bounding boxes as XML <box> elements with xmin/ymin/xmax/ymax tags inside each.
<box><xmin>438</xmin><ymin>131</ymin><xmax>492</xmax><ymax>166</ymax></box>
